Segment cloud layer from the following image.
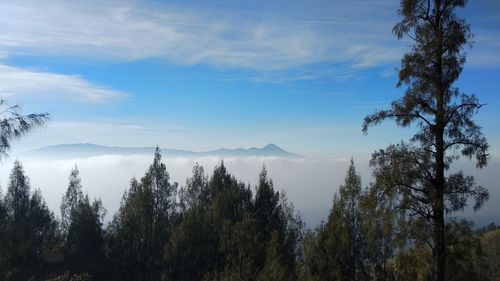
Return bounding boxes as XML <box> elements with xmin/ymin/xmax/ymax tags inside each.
<box><xmin>1</xmin><ymin>155</ymin><xmax>497</xmax><ymax>227</ymax></box>
<box><xmin>0</xmin><ymin>155</ymin><xmax>357</xmax><ymax>226</ymax></box>
<box><xmin>0</xmin><ymin>64</ymin><xmax>125</xmax><ymax>103</ymax></box>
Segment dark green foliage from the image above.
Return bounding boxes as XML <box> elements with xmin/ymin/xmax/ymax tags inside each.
<box><xmin>0</xmin><ymin>160</ymin><xmax>58</xmax><ymax>280</ymax></box>
<box><xmin>178</xmin><ymin>162</ymin><xmax>210</xmax><ymax>211</ymax></box>
<box><xmin>254</xmin><ymin>167</ymin><xmax>283</xmax><ymax>270</ymax></box>
<box><xmin>64</xmin><ymin>196</ymin><xmax>106</xmax><ymax>276</ymax></box>
<box><xmin>218</xmin><ymin>212</ymin><xmax>259</xmax><ymax>281</ymax></box>
<box><xmin>255</xmin><ymin>167</ymin><xmax>302</xmax><ymax>281</ymax></box>
<box><xmin>0</xmin><ymin>189</ymin><xmax>6</xmax><ymax>262</ymax></box>
<box><xmin>300</xmin><ymin>160</ymin><xmax>367</xmax><ymax>281</ymax></box>
<box><xmin>392</xmin><ymin>247</ymin><xmax>433</xmax><ymax>281</ymax></box>
<box><xmin>359</xmin><ymin>181</ymin><xmax>400</xmax><ymax>281</ymax></box>
<box><xmin>166</xmin><ymin>163</ymin><xmax>219</xmax><ymax>280</ymax></box>
<box><xmin>0</xmin><ymin>149</ymin><xmax>497</xmax><ymax>280</ymax></box>
<box><xmin>107</xmin><ymin>147</ymin><xmax>178</xmax><ymax>280</ymax></box>
<box><xmin>170</xmin><ymin>163</ymin><xmax>254</xmax><ymax>280</ymax></box>
<box><xmin>332</xmin><ymin>160</ymin><xmax>366</xmax><ymax>280</ymax></box>
<box><xmin>388</xmin><ymin>219</ymin><xmax>492</xmax><ymax>281</ymax></box>
<box><xmin>444</xmin><ymin>220</ymin><xmax>488</xmax><ymax>281</ymax></box>
<box><xmin>5</xmin><ymin>160</ymin><xmax>31</xmax><ymax>221</ymax></box>
<box><xmin>480</xmin><ymin>228</ymin><xmax>500</xmax><ymax>280</ymax></box>
<box><xmin>257</xmin><ymin>231</ymin><xmax>289</xmax><ymax>281</ymax></box>
<box><xmin>166</xmin><ymin>204</ymin><xmax>219</xmax><ymax>280</ymax></box>
<box><xmin>476</xmin><ymin>222</ymin><xmax>498</xmax><ymax>235</ymax></box>
<box><xmin>299</xmin><ymin>160</ymin><xmax>496</xmax><ymax>281</ymax></box>
<box><xmin>300</xmin><ymin>227</ymin><xmax>329</xmax><ymax>281</ymax></box>
<box><xmin>0</xmin><ymin>98</ymin><xmax>49</xmax><ymax>160</ymax></box>
<box><xmin>362</xmin><ymin>1</ymin><xmax>489</xmax><ymax>280</ymax></box>
<box><xmin>166</xmin><ymin>163</ymin><xmax>302</xmax><ymax>281</ymax></box>
<box><xmin>60</xmin><ymin>166</ymin><xmax>107</xmax><ymax>279</ymax></box>
<box><xmin>61</xmin><ymin>166</ymin><xmax>84</xmax><ymax>234</ymax></box>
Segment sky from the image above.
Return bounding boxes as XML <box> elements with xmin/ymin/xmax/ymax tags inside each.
<box><xmin>0</xmin><ymin>0</ymin><xmax>499</xmax><ymax>226</ymax></box>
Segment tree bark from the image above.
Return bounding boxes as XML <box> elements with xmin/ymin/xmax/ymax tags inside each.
<box><xmin>434</xmin><ymin>1</ymin><xmax>446</xmax><ymax>280</ymax></box>
<box><xmin>433</xmin><ymin>185</ymin><xmax>445</xmax><ymax>281</ymax></box>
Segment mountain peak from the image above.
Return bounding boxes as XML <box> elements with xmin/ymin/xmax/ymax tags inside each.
<box><xmin>27</xmin><ymin>143</ymin><xmax>302</xmax><ymax>158</ymax></box>
<box><xmin>262</xmin><ymin>143</ymin><xmax>282</xmax><ymax>150</ymax></box>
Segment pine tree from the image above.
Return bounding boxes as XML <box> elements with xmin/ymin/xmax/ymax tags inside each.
<box><xmin>5</xmin><ymin>160</ymin><xmax>31</xmax><ymax>222</ymax></box>
<box><xmin>61</xmin><ymin>166</ymin><xmax>84</xmax><ymax>234</ymax></box>
<box><xmin>360</xmin><ymin>182</ymin><xmax>399</xmax><ymax>281</ymax></box>
<box><xmin>219</xmin><ymin>212</ymin><xmax>258</xmax><ymax>281</ymax></box>
<box><xmin>299</xmin><ymin>226</ymin><xmax>330</xmax><ymax>281</ymax></box>
<box><xmin>0</xmin><ymin>98</ymin><xmax>49</xmax><ymax>160</ymax></box>
<box><xmin>179</xmin><ymin>162</ymin><xmax>209</xmax><ymax>211</ymax></box>
<box><xmin>363</xmin><ymin>1</ymin><xmax>489</xmax><ymax>280</ymax></box>
<box><xmin>61</xmin><ymin>166</ymin><xmax>107</xmax><ymax>279</ymax></box>
<box><xmin>327</xmin><ymin>159</ymin><xmax>365</xmax><ymax>281</ymax></box>
<box><xmin>166</xmin><ymin>163</ymin><xmax>218</xmax><ymax>281</ymax></box>
<box><xmin>0</xmin><ymin>188</ymin><xmax>6</xmax><ymax>263</ymax></box>
<box><xmin>254</xmin><ymin>167</ymin><xmax>281</xmax><ymax>270</ymax></box>
<box><xmin>301</xmin><ymin>160</ymin><xmax>366</xmax><ymax>281</ymax></box>
<box><xmin>107</xmin><ymin>147</ymin><xmax>177</xmax><ymax>280</ymax></box>
<box><xmin>254</xmin><ymin>166</ymin><xmax>302</xmax><ymax>280</ymax></box>
<box><xmin>1</xmin><ymin>161</ymin><xmax>57</xmax><ymax>280</ymax></box>
<box><xmin>257</xmin><ymin>231</ymin><xmax>288</xmax><ymax>281</ymax></box>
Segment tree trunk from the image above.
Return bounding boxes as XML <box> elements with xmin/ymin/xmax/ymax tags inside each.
<box><xmin>433</xmin><ymin>188</ymin><xmax>445</xmax><ymax>281</ymax></box>
<box><xmin>434</xmin><ymin>1</ymin><xmax>446</xmax><ymax>280</ymax></box>
<box><xmin>434</xmin><ymin>87</ymin><xmax>447</xmax><ymax>281</ymax></box>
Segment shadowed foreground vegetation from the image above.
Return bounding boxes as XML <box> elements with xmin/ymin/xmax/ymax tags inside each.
<box><xmin>0</xmin><ymin>148</ymin><xmax>497</xmax><ymax>281</ymax></box>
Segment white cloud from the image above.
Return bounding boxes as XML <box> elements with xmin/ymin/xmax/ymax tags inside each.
<box><xmin>0</xmin><ymin>0</ymin><xmax>497</xmax><ymax>76</ymax></box>
<box><xmin>0</xmin><ymin>0</ymin><xmax>405</xmax><ymax>72</ymax></box>
<box><xmin>0</xmin><ymin>155</ymin><xmax>356</xmax><ymax>226</ymax></box>
<box><xmin>0</xmin><ymin>155</ymin><xmax>497</xmax><ymax>227</ymax></box>
<box><xmin>0</xmin><ymin>64</ymin><xmax>125</xmax><ymax>103</ymax></box>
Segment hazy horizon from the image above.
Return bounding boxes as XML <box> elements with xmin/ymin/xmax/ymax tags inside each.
<box><xmin>0</xmin><ymin>0</ymin><xmax>499</xmax><ymax>228</ymax></box>
<box><xmin>1</xmin><ymin>149</ymin><xmax>498</xmax><ymax>228</ymax></box>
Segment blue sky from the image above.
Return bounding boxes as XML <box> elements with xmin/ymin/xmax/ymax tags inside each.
<box><xmin>1</xmin><ymin>0</ymin><xmax>499</xmax><ymax>157</ymax></box>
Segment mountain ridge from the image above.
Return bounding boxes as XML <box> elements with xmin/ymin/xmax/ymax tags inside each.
<box><xmin>26</xmin><ymin>143</ymin><xmax>302</xmax><ymax>158</ymax></box>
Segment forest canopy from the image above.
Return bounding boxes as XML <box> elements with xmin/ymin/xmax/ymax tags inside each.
<box><xmin>0</xmin><ymin>149</ymin><xmax>497</xmax><ymax>280</ymax></box>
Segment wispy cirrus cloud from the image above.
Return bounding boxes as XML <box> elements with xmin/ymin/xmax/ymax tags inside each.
<box><xmin>466</xmin><ymin>33</ymin><xmax>500</xmax><ymax>68</ymax></box>
<box><xmin>0</xmin><ymin>0</ymin><xmax>497</xmax><ymax>82</ymax></box>
<box><xmin>0</xmin><ymin>64</ymin><xmax>125</xmax><ymax>103</ymax></box>
<box><xmin>0</xmin><ymin>0</ymin><xmax>405</xmax><ymax>73</ymax></box>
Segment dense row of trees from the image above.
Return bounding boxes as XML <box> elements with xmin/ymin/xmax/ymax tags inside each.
<box><xmin>0</xmin><ymin>148</ymin><xmax>303</xmax><ymax>280</ymax></box>
<box><xmin>0</xmin><ymin>149</ymin><xmax>498</xmax><ymax>280</ymax></box>
<box><xmin>300</xmin><ymin>160</ymin><xmax>496</xmax><ymax>281</ymax></box>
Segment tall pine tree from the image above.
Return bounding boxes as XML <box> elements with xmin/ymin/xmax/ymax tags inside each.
<box><xmin>107</xmin><ymin>147</ymin><xmax>177</xmax><ymax>280</ymax></box>
<box><xmin>61</xmin><ymin>166</ymin><xmax>107</xmax><ymax>279</ymax></box>
<box><xmin>1</xmin><ymin>160</ymin><xmax>57</xmax><ymax>280</ymax></box>
<box><xmin>363</xmin><ymin>1</ymin><xmax>489</xmax><ymax>280</ymax></box>
<box><xmin>61</xmin><ymin>166</ymin><xmax>84</xmax><ymax>235</ymax></box>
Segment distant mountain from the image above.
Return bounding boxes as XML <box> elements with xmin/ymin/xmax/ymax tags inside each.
<box><xmin>26</xmin><ymin>143</ymin><xmax>302</xmax><ymax>158</ymax></box>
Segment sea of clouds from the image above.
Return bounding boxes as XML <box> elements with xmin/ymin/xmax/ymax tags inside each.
<box><xmin>0</xmin><ymin>155</ymin><xmax>498</xmax><ymax>228</ymax></box>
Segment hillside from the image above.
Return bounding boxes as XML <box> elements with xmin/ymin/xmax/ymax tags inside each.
<box><xmin>480</xmin><ymin>228</ymin><xmax>500</xmax><ymax>280</ymax></box>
